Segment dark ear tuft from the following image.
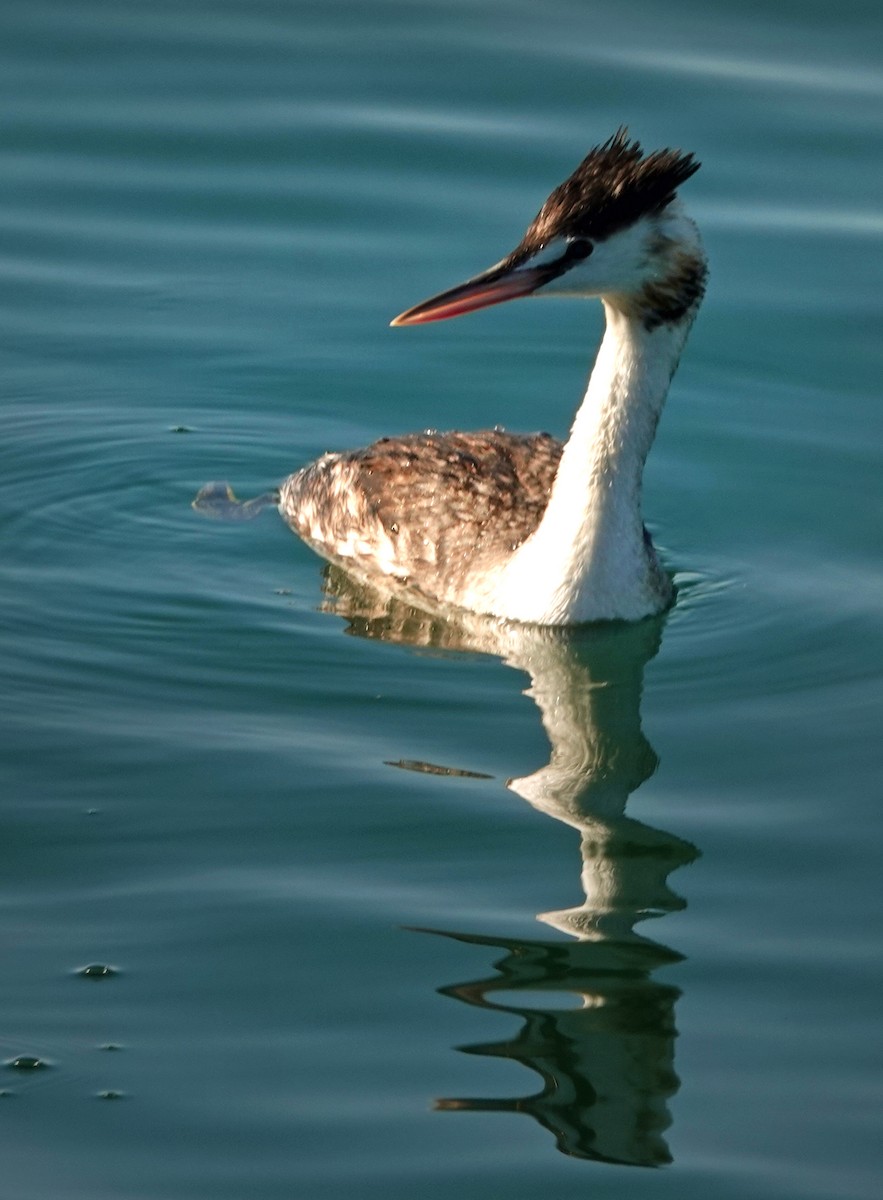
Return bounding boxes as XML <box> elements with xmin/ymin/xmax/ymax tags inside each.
<box><xmin>521</xmin><ymin>130</ymin><xmax>700</xmax><ymax>249</ymax></box>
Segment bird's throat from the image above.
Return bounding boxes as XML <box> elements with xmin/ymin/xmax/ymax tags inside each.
<box><xmin>493</xmin><ymin>302</ymin><xmax>693</xmax><ymax>623</ymax></box>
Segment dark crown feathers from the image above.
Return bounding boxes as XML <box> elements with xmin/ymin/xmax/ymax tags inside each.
<box><xmin>520</xmin><ymin>128</ymin><xmax>700</xmax><ymax>250</ymax></box>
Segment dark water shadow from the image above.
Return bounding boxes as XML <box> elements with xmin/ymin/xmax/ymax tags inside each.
<box><xmin>320</xmin><ymin>566</ymin><xmax>698</xmax><ymax>1168</ymax></box>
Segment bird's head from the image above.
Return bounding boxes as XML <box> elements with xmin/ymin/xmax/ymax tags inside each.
<box><xmin>391</xmin><ymin>130</ymin><xmax>706</xmax><ymax>332</ymax></box>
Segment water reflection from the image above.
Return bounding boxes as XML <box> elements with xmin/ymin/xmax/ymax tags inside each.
<box><xmin>321</xmin><ymin>567</ymin><xmax>698</xmax><ymax>1168</ymax></box>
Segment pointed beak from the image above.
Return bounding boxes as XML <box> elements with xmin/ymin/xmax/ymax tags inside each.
<box><xmin>390</xmin><ymin>257</ymin><xmax>553</xmax><ymax>327</ymax></box>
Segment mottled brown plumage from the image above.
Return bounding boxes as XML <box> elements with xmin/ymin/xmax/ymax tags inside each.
<box><xmin>279</xmin><ymin>430</ymin><xmax>562</xmax><ymax>606</ymax></box>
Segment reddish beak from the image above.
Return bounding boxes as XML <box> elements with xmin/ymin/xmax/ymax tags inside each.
<box><xmin>390</xmin><ymin>261</ymin><xmax>549</xmax><ymax>326</ymax></box>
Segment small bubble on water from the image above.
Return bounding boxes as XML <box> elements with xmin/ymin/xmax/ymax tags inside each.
<box><xmin>77</xmin><ymin>963</ymin><xmax>119</xmax><ymax>979</ymax></box>
<box><xmin>7</xmin><ymin>1056</ymin><xmax>48</xmax><ymax>1071</ymax></box>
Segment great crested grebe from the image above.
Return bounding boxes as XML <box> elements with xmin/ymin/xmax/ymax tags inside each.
<box><xmin>279</xmin><ymin>130</ymin><xmax>707</xmax><ymax>625</ymax></box>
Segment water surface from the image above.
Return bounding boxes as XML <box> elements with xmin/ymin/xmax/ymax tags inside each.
<box><xmin>2</xmin><ymin>2</ymin><xmax>881</xmax><ymax>1198</ymax></box>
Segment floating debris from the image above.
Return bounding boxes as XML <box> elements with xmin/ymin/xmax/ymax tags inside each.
<box><xmin>384</xmin><ymin>759</ymin><xmax>493</xmax><ymax>779</ymax></box>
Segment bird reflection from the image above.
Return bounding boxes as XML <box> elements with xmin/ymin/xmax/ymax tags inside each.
<box><xmin>320</xmin><ymin>565</ymin><xmax>698</xmax><ymax>1168</ymax></box>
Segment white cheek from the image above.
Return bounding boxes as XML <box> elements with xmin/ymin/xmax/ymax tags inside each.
<box><xmin>541</xmin><ymin>225</ymin><xmax>650</xmax><ymax>297</ymax></box>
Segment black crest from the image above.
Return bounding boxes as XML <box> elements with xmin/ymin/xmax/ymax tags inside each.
<box><xmin>518</xmin><ymin>129</ymin><xmax>699</xmax><ymax>250</ymax></box>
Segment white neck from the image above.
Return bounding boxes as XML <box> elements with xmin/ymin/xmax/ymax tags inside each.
<box><xmin>490</xmin><ymin>303</ymin><xmax>693</xmax><ymax>624</ymax></box>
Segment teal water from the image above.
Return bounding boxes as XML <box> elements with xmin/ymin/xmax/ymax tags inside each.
<box><xmin>2</xmin><ymin>2</ymin><xmax>882</xmax><ymax>1197</ymax></box>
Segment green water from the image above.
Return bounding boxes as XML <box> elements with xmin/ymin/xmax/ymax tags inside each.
<box><xmin>2</xmin><ymin>2</ymin><xmax>881</xmax><ymax>1197</ymax></box>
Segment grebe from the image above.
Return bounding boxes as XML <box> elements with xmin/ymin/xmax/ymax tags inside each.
<box><xmin>279</xmin><ymin>130</ymin><xmax>706</xmax><ymax>625</ymax></box>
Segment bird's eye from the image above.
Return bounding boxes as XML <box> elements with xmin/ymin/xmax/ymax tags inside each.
<box><xmin>564</xmin><ymin>238</ymin><xmax>593</xmax><ymax>262</ymax></box>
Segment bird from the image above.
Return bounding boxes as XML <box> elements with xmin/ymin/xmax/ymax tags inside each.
<box><xmin>278</xmin><ymin>130</ymin><xmax>707</xmax><ymax>625</ymax></box>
